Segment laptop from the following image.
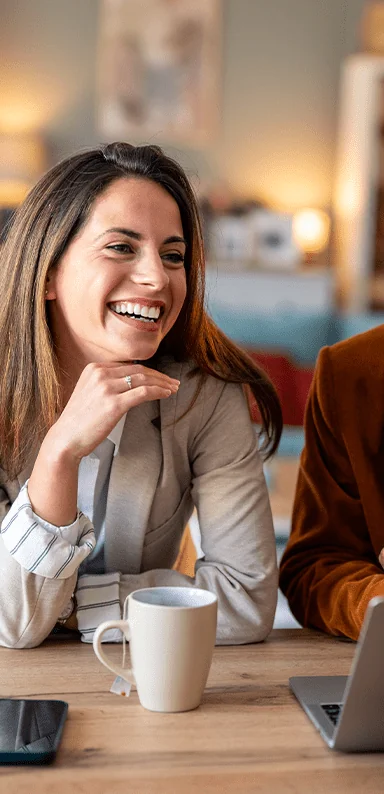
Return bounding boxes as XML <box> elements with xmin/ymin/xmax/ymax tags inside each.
<box><xmin>289</xmin><ymin>596</ymin><xmax>384</xmax><ymax>752</ymax></box>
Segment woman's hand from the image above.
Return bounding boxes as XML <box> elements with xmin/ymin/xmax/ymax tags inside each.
<box><xmin>27</xmin><ymin>362</ymin><xmax>179</xmax><ymax>526</ymax></box>
<box><xmin>48</xmin><ymin>362</ymin><xmax>180</xmax><ymax>461</ymax></box>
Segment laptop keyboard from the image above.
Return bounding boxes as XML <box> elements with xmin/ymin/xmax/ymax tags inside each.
<box><xmin>321</xmin><ymin>703</ymin><xmax>342</xmax><ymax>726</ymax></box>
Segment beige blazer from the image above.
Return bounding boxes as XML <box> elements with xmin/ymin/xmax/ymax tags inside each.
<box><xmin>0</xmin><ymin>358</ymin><xmax>277</xmax><ymax>648</ymax></box>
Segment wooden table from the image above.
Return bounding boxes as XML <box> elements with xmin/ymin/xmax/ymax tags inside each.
<box><xmin>0</xmin><ymin>629</ymin><xmax>384</xmax><ymax>793</ymax></box>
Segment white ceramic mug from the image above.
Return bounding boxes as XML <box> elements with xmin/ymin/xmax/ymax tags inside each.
<box><xmin>93</xmin><ymin>586</ymin><xmax>218</xmax><ymax>713</ymax></box>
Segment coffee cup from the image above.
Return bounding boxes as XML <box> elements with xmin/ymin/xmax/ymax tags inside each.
<box><xmin>93</xmin><ymin>586</ymin><xmax>218</xmax><ymax>712</ymax></box>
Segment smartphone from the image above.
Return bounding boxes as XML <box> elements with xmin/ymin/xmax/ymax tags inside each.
<box><xmin>0</xmin><ymin>699</ymin><xmax>68</xmax><ymax>765</ymax></box>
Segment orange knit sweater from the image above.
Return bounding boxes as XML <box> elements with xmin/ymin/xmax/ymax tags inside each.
<box><xmin>279</xmin><ymin>325</ymin><xmax>384</xmax><ymax>640</ymax></box>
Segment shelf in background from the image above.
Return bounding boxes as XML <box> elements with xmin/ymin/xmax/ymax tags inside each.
<box><xmin>205</xmin><ymin>265</ymin><xmax>335</xmax><ymax>312</ymax></box>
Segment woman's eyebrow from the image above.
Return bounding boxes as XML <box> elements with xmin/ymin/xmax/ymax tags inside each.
<box><xmin>96</xmin><ymin>227</ymin><xmax>142</xmax><ymax>241</ymax></box>
<box><xmin>163</xmin><ymin>236</ymin><xmax>187</xmax><ymax>247</ymax></box>
<box><xmin>95</xmin><ymin>229</ymin><xmax>187</xmax><ymax>246</ymax></box>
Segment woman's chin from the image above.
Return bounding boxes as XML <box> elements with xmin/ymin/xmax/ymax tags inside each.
<box><xmin>109</xmin><ymin>340</ymin><xmax>160</xmax><ymax>363</ymax></box>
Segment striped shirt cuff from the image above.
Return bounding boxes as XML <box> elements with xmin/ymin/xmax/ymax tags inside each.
<box><xmin>0</xmin><ymin>481</ymin><xmax>96</xmax><ymax>579</ymax></box>
<box><xmin>76</xmin><ymin>572</ymin><xmax>122</xmax><ymax>643</ymax></box>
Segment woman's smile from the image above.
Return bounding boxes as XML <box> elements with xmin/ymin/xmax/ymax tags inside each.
<box><xmin>108</xmin><ymin>297</ymin><xmax>165</xmax><ymax>328</ymax></box>
<box><xmin>107</xmin><ymin>299</ymin><xmax>164</xmax><ymax>333</ymax></box>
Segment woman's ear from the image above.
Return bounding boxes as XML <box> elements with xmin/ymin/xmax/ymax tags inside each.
<box><xmin>44</xmin><ymin>272</ymin><xmax>56</xmax><ymax>300</ymax></box>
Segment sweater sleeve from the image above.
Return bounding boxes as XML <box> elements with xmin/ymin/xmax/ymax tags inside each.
<box><xmin>279</xmin><ymin>346</ymin><xmax>384</xmax><ymax>640</ymax></box>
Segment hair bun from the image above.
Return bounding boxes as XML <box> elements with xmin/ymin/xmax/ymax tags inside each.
<box><xmin>101</xmin><ymin>141</ymin><xmax>134</xmax><ymax>165</ymax></box>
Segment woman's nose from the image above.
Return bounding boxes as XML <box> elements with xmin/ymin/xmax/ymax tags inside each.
<box><xmin>133</xmin><ymin>252</ymin><xmax>169</xmax><ymax>289</ymax></box>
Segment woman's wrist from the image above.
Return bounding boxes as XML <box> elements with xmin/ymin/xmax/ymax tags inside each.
<box><xmin>42</xmin><ymin>426</ymin><xmax>84</xmax><ymax>466</ymax></box>
<box><xmin>28</xmin><ymin>431</ymin><xmax>81</xmax><ymax>527</ymax></box>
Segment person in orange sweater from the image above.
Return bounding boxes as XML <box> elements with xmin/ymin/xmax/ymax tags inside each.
<box><xmin>279</xmin><ymin>325</ymin><xmax>384</xmax><ymax>641</ymax></box>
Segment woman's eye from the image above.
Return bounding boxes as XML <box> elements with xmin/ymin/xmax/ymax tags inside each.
<box><xmin>163</xmin><ymin>252</ymin><xmax>185</xmax><ymax>266</ymax></box>
<box><xmin>106</xmin><ymin>243</ymin><xmax>134</xmax><ymax>254</ymax></box>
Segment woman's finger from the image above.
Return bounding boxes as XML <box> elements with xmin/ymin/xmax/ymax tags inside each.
<box><xmin>114</xmin><ymin>370</ymin><xmax>180</xmax><ymax>394</ymax></box>
<box><xmin>81</xmin><ymin>362</ymin><xmax>180</xmax><ymax>392</ymax></box>
<box><xmin>116</xmin><ymin>383</ymin><xmax>176</xmax><ymax>410</ymax></box>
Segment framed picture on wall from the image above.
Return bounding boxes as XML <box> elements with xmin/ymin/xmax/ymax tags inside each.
<box><xmin>97</xmin><ymin>0</ymin><xmax>221</xmax><ymax>146</ymax></box>
<box><xmin>334</xmin><ymin>54</ymin><xmax>384</xmax><ymax>311</ymax></box>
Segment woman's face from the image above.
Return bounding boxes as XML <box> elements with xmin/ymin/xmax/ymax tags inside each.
<box><xmin>47</xmin><ymin>177</ymin><xmax>187</xmax><ymax>373</ymax></box>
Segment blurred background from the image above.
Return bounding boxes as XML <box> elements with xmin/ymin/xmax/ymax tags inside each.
<box><xmin>2</xmin><ymin>0</ymin><xmax>384</xmax><ymax>626</ymax></box>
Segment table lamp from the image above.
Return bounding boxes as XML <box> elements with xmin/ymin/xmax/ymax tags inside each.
<box><xmin>292</xmin><ymin>208</ymin><xmax>331</xmax><ymax>265</ymax></box>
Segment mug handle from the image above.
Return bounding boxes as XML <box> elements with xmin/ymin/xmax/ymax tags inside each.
<box><xmin>93</xmin><ymin>620</ymin><xmax>136</xmax><ymax>685</ymax></box>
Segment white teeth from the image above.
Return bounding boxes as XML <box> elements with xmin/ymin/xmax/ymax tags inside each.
<box><xmin>110</xmin><ymin>302</ymin><xmax>161</xmax><ymax>320</ymax></box>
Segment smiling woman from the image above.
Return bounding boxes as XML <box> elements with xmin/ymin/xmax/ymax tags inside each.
<box><xmin>45</xmin><ymin>176</ymin><xmax>188</xmax><ymax>396</ymax></box>
<box><xmin>0</xmin><ymin>142</ymin><xmax>282</xmax><ymax>649</ymax></box>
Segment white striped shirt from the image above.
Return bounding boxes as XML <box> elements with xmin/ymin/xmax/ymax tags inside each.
<box><xmin>0</xmin><ymin>416</ymin><xmax>127</xmax><ymax>643</ymax></box>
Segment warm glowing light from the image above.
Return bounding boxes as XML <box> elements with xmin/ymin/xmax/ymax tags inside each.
<box><xmin>292</xmin><ymin>209</ymin><xmax>331</xmax><ymax>254</ymax></box>
<box><xmin>0</xmin><ymin>76</ymin><xmax>74</xmax><ymax>133</ymax></box>
<box><xmin>334</xmin><ymin>176</ymin><xmax>363</xmax><ymax>217</ymax></box>
<box><xmin>0</xmin><ymin>133</ymin><xmax>45</xmax><ymax>207</ymax></box>
<box><xmin>0</xmin><ymin>181</ymin><xmax>30</xmax><ymax>206</ymax></box>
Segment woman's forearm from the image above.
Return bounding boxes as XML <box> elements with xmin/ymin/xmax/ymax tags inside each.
<box><xmin>27</xmin><ymin>428</ymin><xmax>80</xmax><ymax>526</ymax></box>
<box><xmin>0</xmin><ymin>536</ymin><xmax>77</xmax><ymax>648</ymax></box>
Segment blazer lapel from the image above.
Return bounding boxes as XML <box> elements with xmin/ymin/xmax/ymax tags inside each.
<box><xmin>104</xmin><ymin>398</ymin><xmax>163</xmax><ymax>574</ymax></box>
<box><xmin>104</xmin><ymin>359</ymin><xmax>183</xmax><ymax>574</ymax></box>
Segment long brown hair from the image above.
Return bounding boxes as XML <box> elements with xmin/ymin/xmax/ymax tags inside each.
<box><xmin>0</xmin><ymin>142</ymin><xmax>282</xmax><ymax>478</ymax></box>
